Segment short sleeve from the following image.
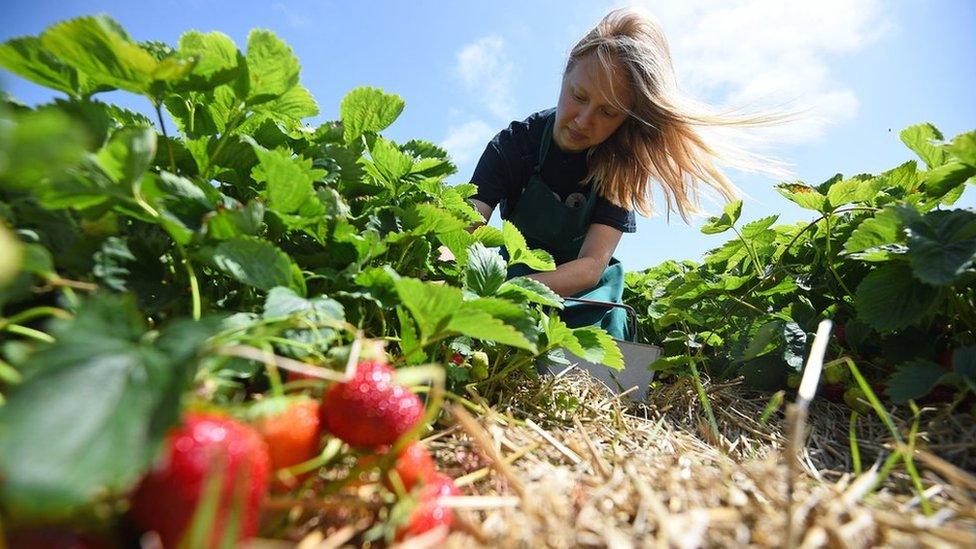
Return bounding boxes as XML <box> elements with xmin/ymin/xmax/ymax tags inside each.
<box><xmin>590</xmin><ymin>196</ymin><xmax>637</xmax><ymax>233</ymax></box>
<box><xmin>470</xmin><ymin>141</ymin><xmax>512</xmax><ymax>210</ymax></box>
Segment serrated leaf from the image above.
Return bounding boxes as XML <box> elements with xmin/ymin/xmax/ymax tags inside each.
<box><xmin>885</xmin><ymin>360</ymin><xmax>947</xmax><ymax>403</ymax></box>
<box><xmin>95</xmin><ymin>126</ymin><xmax>157</xmax><ymax>185</ymax></box>
<box><xmin>40</xmin><ymin>16</ymin><xmax>163</xmax><ymax>96</ymax></box>
<box><xmin>464</xmin><ymin>243</ymin><xmax>506</xmax><ymax>296</ymax></box>
<box><xmin>776</xmin><ymin>183</ymin><xmax>827</xmax><ymax>212</ymax></box>
<box><xmin>0</xmin><ymin>36</ymin><xmax>81</xmax><ymax>97</ymax></box>
<box><xmin>448</xmin><ymin>305</ymin><xmax>534</xmax><ymax>351</ymax></box>
<box><xmin>197</xmin><ymin>236</ymin><xmax>303</xmax><ymax>293</ymax></box>
<box><xmin>175</xmin><ymin>30</ymin><xmax>240</xmax><ymax>89</ymax></box>
<box><xmin>740</xmin><ymin>215</ymin><xmax>779</xmax><ymax>239</ymax></box>
<box><xmin>563</xmin><ymin>327</ymin><xmax>624</xmax><ymax>370</ymax></box>
<box><xmin>855</xmin><ymin>264</ymin><xmax>938</xmax><ymax>332</ymax></box>
<box><xmin>921</xmin><ymin>161</ymin><xmax>975</xmax><ymax>198</ymax></box>
<box><xmin>946</xmin><ymin>131</ymin><xmax>976</xmax><ymax>167</ymax></box>
<box><xmin>700</xmin><ymin>199</ymin><xmax>742</xmax><ymax>234</ymax></box>
<box><xmin>206</xmin><ymin>200</ymin><xmax>265</xmax><ymax>240</ymax></box>
<box><xmin>472</xmin><ymin>225</ymin><xmax>504</xmax><ymax>247</ymax></box>
<box><xmin>845</xmin><ymin>207</ymin><xmax>904</xmax><ymax>253</ymax></box>
<box><xmin>826</xmin><ymin>176</ymin><xmax>884</xmax><ymax>208</ymax></box>
<box><xmin>900</xmin><ymin>123</ymin><xmax>947</xmax><ymax>169</ymax></box>
<box><xmin>407</xmin><ymin>204</ymin><xmax>467</xmax><ymax>235</ymax></box>
<box><xmin>394</xmin><ymin>277</ymin><xmax>463</xmax><ymax>341</ymax></box>
<box><xmin>365</xmin><ymin>137</ymin><xmax>413</xmax><ymax>186</ymax></box>
<box><xmin>0</xmin><ymin>296</ymin><xmax>217</xmax><ymax>520</ymax></box>
<box><xmin>498</xmin><ymin>277</ymin><xmax>563</xmax><ymax>308</ymax></box>
<box><xmin>245</xmin><ymin>30</ymin><xmax>300</xmax><ymax>104</ymax></box>
<box><xmin>339</xmin><ymin>86</ymin><xmax>404</xmax><ymax>143</ymax></box>
<box><xmin>251</xmin><ymin>147</ymin><xmax>325</xmax><ymax>216</ymax></box>
<box><xmin>0</xmin><ymin>109</ymin><xmax>88</xmax><ymax>190</ymax></box>
<box><xmin>904</xmin><ymin>209</ymin><xmax>976</xmax><ymax>286</ymax></box>
<box><xmin>502</xmin><ymin>220</ymin><xmax>555</xmax><ymax>271</ymax></box>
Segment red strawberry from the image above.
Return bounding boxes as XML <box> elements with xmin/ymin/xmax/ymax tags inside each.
<box><xmin>449</xmin><ymin>353</ymin><xmax>464</xmax><ymax>365</ymax></box>
<box><xmin>130</xmin><ymin>413</ymin><xmax>270</xmax><ymax>548</ymax></box>
<box><xmin>320</xmin><ymin>361</ymin><xmax>424</xmax><ymax>447</ymax></box>
<box><xmin>252</xmin><ymin>397</ymin><xmax>322</xmax><ymax>490</ymax></box>
<box><xmin>397</xmin><ymin>472</ymin><xmax>461</xmax><ymax>540</ymax></box>
<box><xmin>389</xmin><ymin>441</ymin><xmax>436</xmax><ymax>492</ymax></box>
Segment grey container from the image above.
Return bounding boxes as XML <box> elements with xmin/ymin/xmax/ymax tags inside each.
<box><xmin>538</xmin><ymin>298</ymin><xmax>661</xmax><ymax>401</ymax></box>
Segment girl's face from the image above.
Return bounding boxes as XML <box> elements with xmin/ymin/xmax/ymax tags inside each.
<box><xmin>554</xmin><ymin>53</ymin><xmax>633</xmax><ymax>153</ymax></box>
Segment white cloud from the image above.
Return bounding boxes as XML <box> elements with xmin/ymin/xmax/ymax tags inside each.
<box><xmin>441</xmin><ymin>119</ymin><xmax>495</xmax><ymax>167</ymax></box>
<box><xmin>622</xmin><ymin>0</ymin><xmax>889</xmax><ymax>142</ymax></box>
<box><xmin>455</xmin><ymin>36</ymin><xmax>517</xmax><ymax>120</ymax></box>
<box><xmin>273</xmin><ymin>2</ymin><xmax>312</xmax><ymax>29</ymax></box>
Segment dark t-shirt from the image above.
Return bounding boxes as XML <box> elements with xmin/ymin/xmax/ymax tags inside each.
<box><xmin>470</xmin><ymin>108</ymin><xmax>637</xmax><ymax>233</ymax></box>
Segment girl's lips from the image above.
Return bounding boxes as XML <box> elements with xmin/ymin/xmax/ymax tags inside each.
<box><xmin>566</xmin><ymin>127</ymin><xmax>586</xmax><ymax>142</ymax></box>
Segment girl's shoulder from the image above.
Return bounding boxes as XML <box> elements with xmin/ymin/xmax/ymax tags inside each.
<box><xmin>491</xmin><ymin>108</ymin><xmax>555</xmax><ymax>165</ymax></box>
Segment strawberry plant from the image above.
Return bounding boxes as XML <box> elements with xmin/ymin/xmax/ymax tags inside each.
<box><xmin>0</xmin><ymin>14</ymin><xmax>619</xmax><ymax>538</ymax></box>
<box><xmin>628</xmin><ymin>124</ymin><xmax>976</xmax><ymax>406</ymax></box>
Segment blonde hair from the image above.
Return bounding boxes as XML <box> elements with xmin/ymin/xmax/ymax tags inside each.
<box><xmin>570</xmin><ymin>8</ymin><xmax>787</xmax><ymax>222</ymax></box>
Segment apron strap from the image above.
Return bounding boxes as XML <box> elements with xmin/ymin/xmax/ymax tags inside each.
<box><xmin>532</xmin><ymin>112</ymin><xmax>556</xmax><ymax>177</ymax></box>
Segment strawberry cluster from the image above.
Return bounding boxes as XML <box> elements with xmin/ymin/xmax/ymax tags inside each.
<box><xmin>127</xmin><ymin>349</ymin><xmax>460</xmax><ymax>546</ymax></box>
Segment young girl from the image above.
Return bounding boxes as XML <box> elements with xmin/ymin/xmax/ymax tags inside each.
<box><xmin>467</xmin><ymin>8</ymin><xmax>779</xmax><ymax>340</ymax></box>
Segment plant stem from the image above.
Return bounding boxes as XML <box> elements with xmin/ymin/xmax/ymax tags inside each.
<box><xmin>0</xmin><ymin>306</ymin><xmax>71</xmax><ymax>331</ymax></box>
<box><xmin>732</xmin><ymin>225</ymin><xmax>763</xmax><ymax>277</ymax></box>
<box><xmin>848</xmin><ymin>411</ymin><xmax>862</xmax><ymax>475</ymax></box>
<box><xmin>4</xmin><ymin>324</ymin><xmax>55</xmax><ymax>343</ymax></box>
<box><xmin>174</xmin><ymin>242</ymin><xmax>202</xmax><ymax>321</ymax></box>
<box><xmin>154</xmin><ymin>101</ymin><xmax>177</xmax><ymax>173</ymax></box>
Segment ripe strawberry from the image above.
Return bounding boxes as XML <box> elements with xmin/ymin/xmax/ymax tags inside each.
<box><xmin>379</xmin><ymin>440</ymin><xmax>436</xmax><ymax>492</ymax></box>
<box><xmin>251</xmin><ymin>397</ymin><xmax>322</xmax><ymax>490</ymax></box>
<box><xmin>320</xmin><ymin>361</ymin><xmax>424</xmax><ymax>447</ymax></box>
<box><xmin>449</xmin><ymin>353</ymin><xmax>464</xmax><ymax>365</ymax></box>
<box><xmin>129</xmin><ymin>413</ymin><xmax>270</xmax><ymax>548</ymax></box>
<box><xmin>396</xmin><ymin>472</ymin><xmax>461</xmax><ymax>540</ymax></box>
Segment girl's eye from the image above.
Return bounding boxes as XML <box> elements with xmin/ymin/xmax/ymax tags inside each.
<box><xmin>573</xmin><ymin>93</ymin><xmax>586</xmax><ymax>102</ymax></box>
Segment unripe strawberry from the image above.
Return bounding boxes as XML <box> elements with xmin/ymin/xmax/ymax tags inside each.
<box><xmin>321</xmin><ymin>361</ymin><xmax>424</xmax><ymax>447</ymax></box>
<box><xmin>844</xmin><ymin>387</ymin><xmax>871</xmax><ymax>413</ymax></box>
<box><xmin>470</xmin><ymin>351</ymin><xmax>489</xmax><ymax>381</ymax></box>
<box><xmin>130</xmin><ymin>413</ymin><xmax>270</xmax><ymax>548</ymax></box>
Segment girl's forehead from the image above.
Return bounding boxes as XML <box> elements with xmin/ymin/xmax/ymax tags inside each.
<box><xmin>568</xmin><ymin>53</ymin><xmax>633</xmax><ymax>109</ymax></box>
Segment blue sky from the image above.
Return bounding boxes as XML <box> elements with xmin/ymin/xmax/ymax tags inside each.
<box><xmin>3</xmin><ymin>0</ymin><xmax>975</xmax><ymax>271</ymax></box>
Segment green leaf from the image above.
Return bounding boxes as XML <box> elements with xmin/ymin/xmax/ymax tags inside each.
<box><xmin>365</xmin><ymin>137</ymin><xmax>413</xmax><ymax>186</ymax></box>
<box><xmin>502</xmin><ymin>220</ymin><xmax>555</xmax><ymax>271</ymax></box>
<box><xmin>339</xmin><ymin>86</ymin><xmax>405</xmax><ymax>143</ymax></box>
<box><xmin>40</xmin><ymin>16</ymin><xmax>163</xmax><ymax>96</ymax></box>
<box><xmin>263</xmin><ymin>286</ymin><xmax>343</xmax><ymax>321</ymax></box>
<box><xmin>0</xmin><ymin>109</ymin><xmax>88</xmax><ymax>190</ymax></box>
<box><xmin>776</xmin><ymin>183</ymin><xmax>828</xmax><ymax>212</ymax></box>
<box><xmin>885</xmin><ymin>360</ymin><xmax>947</xmax><ymax>403</ymax></box>
<box><xmin>855</xmin><ymin>264</ymin><xmax>938</xmax><ymax>332</ymax></box>
<box><xmin>472</xmin><ymin>225</ymin><xmax>504</xmax><ymax>247</ymax></box>
<box><xmin>448</xmin><ymin>305</ymin><xmax>534</xmax><ymax>351</ymax></box>
<box><xmin>741</xmin><ymin>321</ymin><xmax>780</xmax><ymax>361</ymax></box>
<box><xmin>921</xmin><ymin>161</ymin><xmax>976</xmax><ymax>198</ymax></box>
<box><xmin>197</xmin><ymin>237</ymin><xmax>304</xmax><ymax>293</ymax></box>
<box><xmin>740</xmin><ymin>215</ymin><xmax>779</xmax><ymax>239</ymax></box>
<box><xmin>175</xmin><ymin>30</ymin><xmax>240</xmax><ymax>89</ymax></box>
<box><xmin>407</xmin><ymin>204</ymin><xmax>468</xmax><ymax>235</ymax></box>
<box><xmin>141</xmin><ymin>172</ymin><xmax>216</xmax><ymax>244</ymax></box>
<box><xmin>464</xmin><ymin>243</ymin><xmax>506</xmax><ymax>296</ymax></box>
<box><xmin>563</xmin><ymin>326</ymin><xmax>624</xmax><ymax>370</ymax></box>
<box><xmin>946</xmin><ymin>131</ymin><xmax>976</xmax><ymax>167</ymax></box>
<box><xmin>844</xmin><ymin>206</ymin><xmax>904</xmax><ymax>253</ymax></box>
<box><xmin>0</xmin><ymin>36</ymin><xmax>81</xmax><ymax>97</ymax></box>
<box><xmin>826</xmin><ymin>176</ymin><xmax>884</xmax><ymax>208</ymax></box>
<box><xmin>498</xmin><ymin>277</ymin><xmax>563</xmax><ymax>308</ymax></box>
<box><xmin>700</xmin><ymin>199</ymin><xmax>742</xmax><ymax>234</ymax></box>
<box><xmin>904</xmin><ymin>209</ymin><xmax>976</xmax><ymax>286</ymax></box>
<box><xmin>879</xmin><ymin>160</ymin><xmax>920</xmax><ymax>194</ymax></box>
<box><xmin>244</xmin><ymin>30</ymin><xmax>300</xmax><ymax>104</ymax></box>
<box><xmin>0</xmin><ymin>295</ymin><xmax>217</xmax><ymax>520</ymax></box>
<box><xmin>251</xmin><ymin>147</ymin><xmax>326</xmax><ymax>216</ymax></box>
<box><xmin>206</xmin><ymin>200</ymin><xmax>265</xmax><ymax>240</ymax></box>
<box><xmin>900</xmin><ymin>123</ymin><xmax>947</xmax><ymax>169</ymax></box>
<box><xmin>394</xmin><ymin>277</ymin><xmax>463</xmax><ymax>341</ymax></box>
<box><xmin>95</xmin><ymin>126</ymin><xmax>157</xmax><ymax>185</ymax></box>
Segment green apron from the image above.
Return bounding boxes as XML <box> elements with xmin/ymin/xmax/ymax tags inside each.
<box><xmin>503</xmin><ymin>113</ymin><xmax>630</xmax><ymax>341</ymax></box>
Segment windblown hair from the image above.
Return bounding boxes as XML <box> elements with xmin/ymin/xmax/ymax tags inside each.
<box><xmin>571</xmin><ymin>8</ymin><xmax>787</xmax><ymax>222</ymax></box>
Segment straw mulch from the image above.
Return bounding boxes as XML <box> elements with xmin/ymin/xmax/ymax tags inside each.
<box><xmin>268</xmin><ymin>368</ymin><xmax>976</xmax><ymax>548</ymax></box>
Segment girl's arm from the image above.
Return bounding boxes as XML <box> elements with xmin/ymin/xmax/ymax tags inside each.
<box><xmin>525</xmin><ymin>223</ymin><xmax>622</xmax><ymax>297</ymax></box>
